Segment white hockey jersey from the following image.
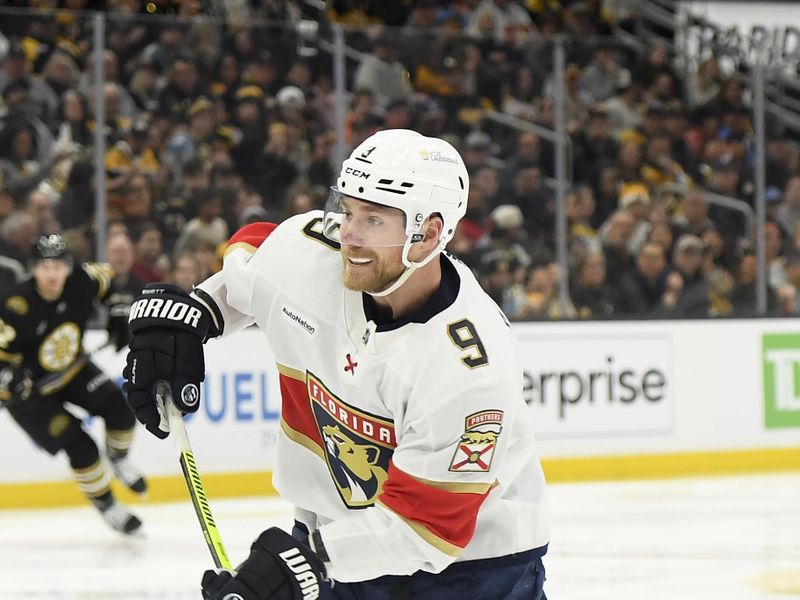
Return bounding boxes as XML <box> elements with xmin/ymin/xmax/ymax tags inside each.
<box><xmin>197</xmin><ymin>211</ymin><xmax>549</xmax><ymax>582</ymax></box>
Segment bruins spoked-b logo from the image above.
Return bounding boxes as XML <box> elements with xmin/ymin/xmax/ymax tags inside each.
<box><xmin>307</xmin><ymin>373</ymin><xmax>395</xmax><ymax>508</ymax></box>
<box><xmin>449</xmin><ymin>410</ymin><xmax>504</xmax><ymax>473</ymax></box>
<box><xmin>38</xmin><ymin>322</ymin><xmax>80</xmax><ymax>371</ymax></box>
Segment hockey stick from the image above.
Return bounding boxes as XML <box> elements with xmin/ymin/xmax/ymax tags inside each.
<box><xmin>35</xmin><ymin>337</ymin><xmax>115</xmax><ymax>395</ymax></box>
<box><xmin>0</xmin><ymin>340</ymin><xmax>113</xmax><ymax>410</ymax></box>
<box><xmin>157</xmin><ymin>381</ymin><xmax>234</xmax><ymax>570</ymax></box>
<box><xmin>0</xmin><ymin>338</ymin><xmax>115</xmax><ymax>412</ymax></box>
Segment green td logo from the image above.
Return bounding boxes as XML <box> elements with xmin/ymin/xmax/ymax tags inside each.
<box><xmin>763</xmin><ymin>333</ymin><xmax>800</xmax><ymax>428</ymax></box>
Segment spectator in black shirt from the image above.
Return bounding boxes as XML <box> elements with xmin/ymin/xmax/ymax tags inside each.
<box><xmin>623</xmin><ymin>241</ymin><xmax>670</xmax><ymax>316</ymax></box>
<box><xmin>730</xmin><ymin>251</ymin><xmax>773</xmax><ymax>316</ymax></box>
<box><xmin>574</xmin><ymin>107</ymin><xmax>619</xmax><ymax>184</ymax></box>
<box><xmin>706</xmin><ymin>157</ymin><xmax>746</xmax><ymax>240</ymax></box>
<box><xmin>671</xmin><ymin>189</ymin><xmax>714</xmax><ymax>239</ymax></box>
<box><xmin>592</xmin><ymin>164</ymin><xmax>622</xmax><ymax>229</ymax></box>
<box><xmin>671</xmin><ymin>234</ymin><xmax>710</xmax><ymax>317</ymax></box>
<box><xmin>572</xmin><ymin>251</ymin><xmax>620</xmax><ymax>319</ymax></box>
<box><xmin>508</xmin><ymin>162</ymin><xmax>555</xmax><ymax>247</ymax></box>
<box><xmin>157</xmin><ymin>53</ymin><xmax>205</xmax><ymax>121</ymax></box>
<box><xmin>602</xmin><ymin>210</ymin><xmax>637</xmax><ymax>288</ymax></box>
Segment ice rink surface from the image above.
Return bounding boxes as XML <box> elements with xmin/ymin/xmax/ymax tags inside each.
<box><xmin>1</xmin><ymin>473</ymin><xmax>798</xmax><ymax>600</ymax></box>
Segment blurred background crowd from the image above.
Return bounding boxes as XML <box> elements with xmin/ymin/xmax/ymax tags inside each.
<box><xmin>1</xmin><ymin>0</ymin><xmax>799</xmax><ymax>320</ymax></box>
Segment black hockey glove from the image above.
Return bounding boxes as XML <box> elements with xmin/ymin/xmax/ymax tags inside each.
<box><xmin>201</xmin><ymin>528</ymin><xmax>327</xmax><ymax>600</ymax></box>
<box><xmin>0</xmin><ymin>366</ymin><xmax>33</xmax><ymax>408</ymax></box>
<box><xmin>123</xmin><ymin>283</ymin><xmax>219</xmax><ymax>439</ymax></box>
<box><xmin>106</xmin><ymin>297</ymin><xmax>132</xmax><ymax>352</ymax></box>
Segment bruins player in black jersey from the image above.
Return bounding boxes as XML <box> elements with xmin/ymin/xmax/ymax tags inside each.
<box><xmin>0</xmin><ymin>235</ymin><xmax>147</xmax><ymax>534</ymax></box>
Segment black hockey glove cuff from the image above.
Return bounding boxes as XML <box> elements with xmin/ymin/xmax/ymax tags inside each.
<box><xmin>201</xmin><ymin>528</ymin><xmax>327</xmax><ymax>600</ymax></box>
<box><xmin>123</xmin><ymin>283</ymin><xmax>220</xmax><ymax>438</ymax></box>
<box><xmin>127</xmin><ymin>283</ymin><xmax>219</xmax><ymax>341</ymax></box>
<box><xmin>107</xmin><ymin>301</ymin><xmax>131</xmax><ymax>352</ymax></box>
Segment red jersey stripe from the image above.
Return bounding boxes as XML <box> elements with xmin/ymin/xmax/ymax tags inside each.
<box><xmin>278</xmin><ymin>371</ymin><xmax>323</xmax><ymax>449</ymax></box>
<box><xmin>227</xmin><ymin>222</ymin><xmax>278</xmax><ymax>251</ymax></box>
<box><xmin>378</xmin><ymin>461</ymin><xmax>491</xmax><ymax>552</ymax></box>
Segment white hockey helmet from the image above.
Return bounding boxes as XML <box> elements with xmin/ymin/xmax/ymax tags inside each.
<box><xmin>323</xmin><ymin>129</ymin><xmax>469</xmax><ymax>267</ymax></box>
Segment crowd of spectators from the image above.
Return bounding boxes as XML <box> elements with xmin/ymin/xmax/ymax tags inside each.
<box><xmin>0</xmin><ymin>0</ymin><xmax>799</xmax><ymax>321</ymax></box>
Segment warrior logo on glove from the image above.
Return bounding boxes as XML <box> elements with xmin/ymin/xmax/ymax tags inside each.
<box><xmin>277</xmin><ymin>547</ymin><xmax>321</xmax><ymax>599</ymax></box>
<box><xmin>128</xmin><ymin>295</ymin><xmax>205</xmax><ymax>328</ymax></box>
<box><xmin>201</xmin><ymin>528</ymin><xmax>325</xmax><ymax>600</ymax></box>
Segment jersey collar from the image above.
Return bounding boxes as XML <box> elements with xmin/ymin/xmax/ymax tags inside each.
<box><xmin>362</xmin><ymin>254</ymin><xmax>461</xmax><ymax>332</ymax></box>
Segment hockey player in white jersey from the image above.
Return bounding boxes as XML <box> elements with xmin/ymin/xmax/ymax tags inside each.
<box><xmin>123</xmin><ymin>129</ymin><xmax>549</xmax><ymax>599</ymax></box>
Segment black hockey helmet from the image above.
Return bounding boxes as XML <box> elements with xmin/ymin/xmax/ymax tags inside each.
<box><xmin>31</xmin><ymin>234</ymin><xmax>71</xmax><ymax>265</ymax></box>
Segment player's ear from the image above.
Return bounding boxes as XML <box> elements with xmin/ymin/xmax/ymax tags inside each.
<box><xmin>424</xmin><ymin>213</ymin><xmax>444</xmax><ymax>244</ymax></box>
<box><xmin>409</xmin><ymin>213</ymin><xmax>443</xmax><ymax>262</ymax></box>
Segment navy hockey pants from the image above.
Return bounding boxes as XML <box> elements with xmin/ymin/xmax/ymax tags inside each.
<box><xmin>293</xmin><ymin>522</ymin><xmax>547</xmax><ymax>600</ymax></box>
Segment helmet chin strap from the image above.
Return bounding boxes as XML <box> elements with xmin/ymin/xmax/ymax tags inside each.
<box><xmin>367</xmin><ymin>237</ymin><xmax>442</xmax><ymax>298</ymax></box>
<box><xmin>368</xmin><ymin>263</ymin><xmax>417</xmax><ymax>298</ymax></box>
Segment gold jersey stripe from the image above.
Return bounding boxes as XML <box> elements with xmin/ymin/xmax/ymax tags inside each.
<box><xmin>409</xmin><ymin>474</ymin><xmax>496</xmax><ymax>495</ymax></box>
<box><xmin>276</xmin><ymin>363</ymin><xmax>305</xmax><ymax>381</ymax></box>
<box><xmin>83</xmin><ymin>262</ymin><xmax>113</xmax><ymax>299</ymax></box>
<box><xmin>0</xmin><ymin>349</ymin><xmax>23</xmax><ymax>365</ymax></box>
<box><xmin>280</xmin><ymin>419</ymin><xmax>325</xmax><ymax>460</ymax></box>
<box><xmin>377</xmin><ymin>500</ymin><xmax>463</xmax><ymax>557</ymax></box>
<box><xmin>39</xmin><ymin>359</ymin><xmax>86</xmax><ymax>395</ymax></box>
<box><xmin>224</xmin><ymin>241</ymin><xmax>257</xmax><ymax>257</ymax></box>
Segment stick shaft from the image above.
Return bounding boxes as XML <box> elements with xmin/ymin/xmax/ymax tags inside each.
<box><xmin>161</xmin><ymin>385</ymin><xmax>233</xmax><ymax>570</ymax></box>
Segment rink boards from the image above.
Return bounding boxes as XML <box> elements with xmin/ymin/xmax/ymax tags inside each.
<box><xmin>1</xmin><ymin>319</ymin><xmax>799</xmax><ymax>507</ymax></box>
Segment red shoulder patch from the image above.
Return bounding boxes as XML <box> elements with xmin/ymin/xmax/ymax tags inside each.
<box><xmin>226</xmin><ymin>222</ymin><xmax>278</xmax><ymax>254</ymax></box>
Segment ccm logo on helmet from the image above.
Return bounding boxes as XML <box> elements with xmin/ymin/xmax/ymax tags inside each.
<box><xmin>278</xmin><ymin>547</ymin><xmax>321</xmax><ymax>599</ymax></box>
<box><xmin>129</xmin><ymin>298</ymin><xmax>203</xmax><ymax>328</ymax></box>
<box><xmin>344</xmin><ymin>167</ymin><xmax>370</xmax><ymax>179</ymax></box>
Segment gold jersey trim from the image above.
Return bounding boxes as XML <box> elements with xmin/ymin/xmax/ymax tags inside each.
<box><xmin>39</xmin><ymin>357</ymin><xmax>87</xmax><ymax>395</ymax></box>
<box><xmin>280</xmin><ymin>418</ymin><xmax>325</xmax><ymax>460</ymax></box>
<box><xmin>276</xmin><ymin>363</ymin><xmax>305</xmax><ymax>381</ymax></box>
<box><xmin>5</xmin><ymin>295</ymin><xmax>28</xmax><ymax>315</ymax></box>
<box><xmin>224</xmin><ymin>241</ymin><xmax>257</xmax><ymax>257</ymax></box>
<box><xmin>83</xmin><ymin>262</ymin><xmax>113</xmax><ymax>299</ymax></box>
<box><xmin>409</xmin><ymin>475</ymin><xmax>496</xmax><ymax>495</ymax></box>
<box><xmin>0</xmin><ymin>348</ymin><xmax>23</xmax><ymax>366</ymax></box>
<box><xmin>377</xmin><ymin>499</ymin><xmax>463</xmax><ymax>557</ymax></box>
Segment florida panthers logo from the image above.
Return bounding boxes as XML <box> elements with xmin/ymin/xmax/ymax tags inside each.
<box><xmin>449</xmin><ymin>410</ymin><xmax>504</xmax><ymax>473</ymax></box>
<box><xmin>322</xmin><ymin>425</ymin><xmax>388</xmax><ymax>506</ymax></box>
<box><xmin>307</xmin><ymin>373</ymin><xmax>395</xmax><ymax>509</ymax></box>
